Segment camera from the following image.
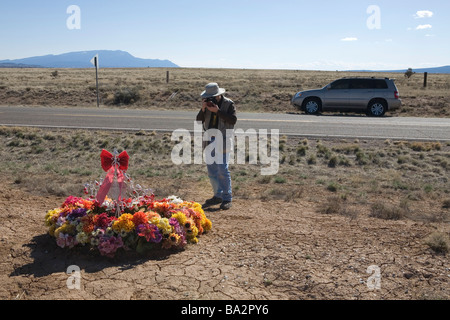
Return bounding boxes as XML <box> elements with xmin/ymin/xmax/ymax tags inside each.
<box><xmin>204</xmin><ymin>97</ymin><xmax>217</xmax><ymax>104</ymax></box>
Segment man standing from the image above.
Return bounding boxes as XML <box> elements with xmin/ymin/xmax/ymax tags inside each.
<box><xmin>197</xmin><ymin>83</ymin><xmax>237</xmax><ymax>210</ymax></box>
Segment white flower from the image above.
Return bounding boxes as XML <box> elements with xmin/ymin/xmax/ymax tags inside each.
<box><xmin>105</xmin><ymin>227</ymin><xmax>114</xmax><ymax>236</ymax></box>
<box><xmin>167</xmin><ymin>195</ymin><xmax>183</xmax><ymax>204</ymax></box>
<box><xmin>76</xmin><ymin>224</ymin><xmax>84</xmax><ymax>232</ymax></box>
<box><xmin>103</xmin><ymin>200</ymin><xmax>115</xmax><ymax>211</ymax></box>
<box><xmin>90</xmin><ymin>237</ymin><xmax>99</xmax><ymax>246</ymax></box>
<box><xmin>76</xmin><ymin>232</ymin><xmax>90</xmax><ymax>245</ymax></box>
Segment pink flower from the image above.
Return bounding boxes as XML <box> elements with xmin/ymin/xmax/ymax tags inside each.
<box><xmin>97</xmin><ymin>236</ymin><xmax>123</xmax><ymax>258</ymax></box>
<box><xmin>56</xmin><ymin>233</ymin><xmax>77</xmax><ymax>249</ymax></box>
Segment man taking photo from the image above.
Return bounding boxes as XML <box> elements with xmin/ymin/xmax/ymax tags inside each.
<box><xmin>196</xmin><ymin>83</ymin><xmax>237</xmax><ymax>210</ymax></box>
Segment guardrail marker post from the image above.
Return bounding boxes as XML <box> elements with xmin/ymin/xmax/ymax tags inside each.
<box><xmin>90</xmin><ymin>54</ymin><xmax>100</xmax><ymax>107</ymax></box>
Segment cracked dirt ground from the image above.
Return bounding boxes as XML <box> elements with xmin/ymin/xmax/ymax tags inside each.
<box><xmin>0</xmin><ymin>181</ymin><xmax>448</xmax><ymax>300</ymax></box>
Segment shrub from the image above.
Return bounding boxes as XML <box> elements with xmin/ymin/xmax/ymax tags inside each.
<box><xmin>328</xmin><ymin>155</ymin><xmax>338</xmax><ymax>168</ymax></box>
<box><xmin>113</xmin><ymin>87</ymin><xmax>141</xmax><ymax>105</ymax></box>
<box><xmin>319</xmin><ymin>196</ymin><xmax>357</xmax><ymax>219</ymax></box>
<box><xmin>425</xmin><ymin>233</ymin><xmax>449</xmax><ymax>254</ymax></box>
<box><xmin>258</xmin><ymin>176</ymin><xmax>271</xmax><ymax>184</ymax></box>
<box><xmin>317</xmin><ymin>143</ymin><xmax>331</xmax><ymax>159</ymax></box>
<box><xmin>404</xmin><ymin>68</ymin><xmax>415</xmax><ymax>79</ymax></box>
<box><xmin>296</xmin><ymin>145</ymin><xmax>308</xmax><ymax>156</ymax></box>
<box><xmin>274</xmin><ymin>176</ymin><xmax>286</xmax><ymax>184</ymax></box>
<box><xmin>327</xmin><ymin>181</ymin><xmax>340</xmax><ymax>192</ymax></box>
<box><xmin>409</xmin><ymin>142</ymin><xmax>441</xmax><ymax>152</ymax></box>
<box><xmin>320</xmin><ymin>196</ymin><xmax>342</xmax><ymax>214</ymax></box>
<box><xmin>443</xmin><ymin>199</ymin><xmax>450</xmax><ymax>209</ymax></box>
<box><xmin>369</xmin><ymin>202</ymin><xmax>407</xmax><ymax>220</ymax></box>
<box><xmin>338</xmin><ymin>156</ymin><xmax>351</xmax><ymax>167</ymax></box>
<box><xmin>355</xmin><ymin>151</ymin><xmax>369</xmax><ymax>165</ymax></box>
<box><xmin>307</xmin><ymin>154</ymin><xmax>317</xmax><ymax>165</ymax></box>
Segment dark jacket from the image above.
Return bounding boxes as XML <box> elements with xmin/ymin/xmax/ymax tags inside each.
<box><xmin>196</xmin><ymin>95</ymin><xmax>237</xmax><ymax>131</ymax></box>
<box><xmin>196</xmin><ymin>96</ymin><xmax>237</xmax><ymax>152</ymax></box>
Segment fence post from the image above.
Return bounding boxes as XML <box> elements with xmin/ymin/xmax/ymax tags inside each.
<box><xmin>424</xmin><ymin>72</ymin><xmax>428</xmax><ymax>88</ymax></box>
<box><xmin>166</xmin><ymin>71</ymin><xmax>170</xmax><ymax>84</ymax></box>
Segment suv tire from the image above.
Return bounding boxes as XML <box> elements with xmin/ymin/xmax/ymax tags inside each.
<box><xmin>303</xmin><ymin>98</ymin><xmax>321</xmax><ymax>115</ymax></box>
<box><xmin>368</xmin><ymin>99</ymin><xmax>387</xmax><ymax>117</ymax></box>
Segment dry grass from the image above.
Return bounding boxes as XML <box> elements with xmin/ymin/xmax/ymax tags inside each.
<box><xmin>1</xmin><ymin>126</ymin><xmax>449</xmax><ymax>225</ymax></box>
<box><xmin>2</xmin><ymin>126</ymin><xmax>449</xmax><ymax>300</ymax></box>
<box><xmin>425</xmin><ymin>233</ymin><xmax>449</xmax><ymax>254</ymax></box>
<box><xmin>1</xmin><ymin>68</ymin><xmax>449</xmax><ymax>117</ymax></box>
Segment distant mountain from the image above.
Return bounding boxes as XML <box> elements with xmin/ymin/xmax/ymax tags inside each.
<box><xmin>0</xmin><ymin>50</ymin><xmax>179</xmax><ymax>68</ymax></box>
<box><xmin>349</xmin><ymin>65</ymin><xmax>450</xmax><ymax>74</ymax></box>
<box><xmin>0</xmin><ymin>62</ymin><xmax>43</xmax><ymax>68</ymax></box>
<box><xmin>394</xmin><ymin>65</ymin><xmax>450</xmax><ymax>74</ymax></box>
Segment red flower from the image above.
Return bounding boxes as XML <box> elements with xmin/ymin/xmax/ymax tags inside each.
<box><xmin>93</xmin><ymin>213</ymin><xmax>113</xmax><ymax>229</ymax></box>
<box><xmin>81</xmin><ymin>215</ymin><xmax>95</xmax><ymax>234</ymax></box>
<box><xmin>132</xmin><ymin>211</ymin><xmax>148</xmax><ymax>226</ymax></box>
<box><xmin>137</xmin><ymin>224</ymin><xmax>162</xmax><ymax>243</ymax></box>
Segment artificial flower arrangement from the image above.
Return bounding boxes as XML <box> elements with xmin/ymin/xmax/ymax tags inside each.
<box><xmin>44</xmin><ymin>149</ymin><xmax>212</xmax><ymax>258</ymax></box>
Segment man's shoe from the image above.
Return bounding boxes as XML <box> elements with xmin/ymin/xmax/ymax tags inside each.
<box><xmin>203</xmin><ymin>196</ymin><xmax>223</xmax><ymax>207</ymax></box>
<box><xmin>220</xmin><ymin>201</ymin><xmax>232</xmax><ymax>210</ymax></box>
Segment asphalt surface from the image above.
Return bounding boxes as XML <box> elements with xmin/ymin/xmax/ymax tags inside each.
<box><xmin>1</xmin><ymin>105</ymin><xmax>449</xmax><ymax>141</ymax></box>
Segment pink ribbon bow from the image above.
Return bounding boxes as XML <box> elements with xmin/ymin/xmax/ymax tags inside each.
<box><xmin>96</xmin><ymin>149</ymin><xmax>129</xmax><ymax>205</ymax></box>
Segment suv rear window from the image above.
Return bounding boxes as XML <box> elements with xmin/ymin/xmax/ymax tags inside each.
<box><xmin>350</xmin><ymin>79</ymin><xmax>388</xmax><ymax>89</ymax></box>
<box><xmin>330</xmin><ymin>79</ymin><xmax>351</xmax><ymax>89</ymax></box>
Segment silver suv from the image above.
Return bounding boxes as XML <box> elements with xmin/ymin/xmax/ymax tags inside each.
<box><xmin>291</xmin><ymin>77</ymin><xmax>401</xmax><ymax>117</ymax></box>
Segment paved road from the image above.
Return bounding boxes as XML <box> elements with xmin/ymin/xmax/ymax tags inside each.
<box><xmin>1</xmin><ymin>106</ymin><xmax>449</xmax><ymax>141</ymax></box>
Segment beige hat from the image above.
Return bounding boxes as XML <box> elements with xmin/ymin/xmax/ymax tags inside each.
<box><xmin>201</xmin><ymin>83</ymin><xmax>226</xmax><ymax>98</ymax></box>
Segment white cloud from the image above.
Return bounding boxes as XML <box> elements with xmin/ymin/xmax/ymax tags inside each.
<box><xmin>416</xmin><ymin>24</ymin><xmax>432</xmax><ymax>30</ymax></box>
<box><xmin>341</xmin><ymin>37</ymin><xmax>358</xmax><ymax>41</ymax></box>
<box><xmin>414</xmin><ymin>10</ymin><xmax>433</xmax><ymax>18</ymax></box>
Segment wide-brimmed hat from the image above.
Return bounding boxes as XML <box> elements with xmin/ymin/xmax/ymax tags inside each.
<box><xmin>201</xmin><ymin>83</ymin><xmax>226</xmax><ymax>98</ymax></box>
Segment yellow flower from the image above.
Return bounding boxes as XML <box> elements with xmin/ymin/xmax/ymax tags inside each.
<box><xmin>45</xmin><ymin>208</ymin><xmax>61</xmax><ymax>227</ymax></box>
<box><xmin>192</xmin><ymin>202</ymin><xmax>204</xmax><ymax>214</ymax></box>
<box><xmin>54</xmin><ymin>223</ymin><xmax>76</xmax><ymax>238</ymax></box>
<box><xmin>176</xmin><ymin>201</ymin><xmax>205</xmax><ymax>215</ymax></box>
<box><xmin>157</xmin><ymin>218</ymin><xmax>172</xmax><ymax>234</ymax></box>
<box><xmin>48</xmin><ymin>224</ymin><xmax>57</xmax><ymax>237</ymax></box>
<box><xmin>149</xmin><ymin>216</ymin><xmax>161</xmax><ymax>225</ymax></box>
<box><xmin>169</xmin><ymin>233</ymin><xmax>181</xmax><ymax>245</ymax></box>
<box><xmin>187</xmin><ymin>224</ymin><xmax>199</xmax><ymax>238</ymax></box>
<box><xmin>147</xmin><ymin>211</ymin><xmax>161</xmax><ymax>221</ymax></box>
<box><xmin>112</xmin><ymin>214</ymin><xmax>135</xmax><ymax>233</ymax></box>
<box><xmin>203</xmin><ymin>218</ymin><xmax>212</xmax><ymax>232</ymax></box>
<box><xmin>171</xmin><ymin>211</ymin><xmax>187</xmax><ymax>226</ymax></box>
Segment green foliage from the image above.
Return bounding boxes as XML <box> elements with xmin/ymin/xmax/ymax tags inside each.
<box><xmin>113</xmin><ymin>87</ymin><xmax>141</xmax><ymax>105</ymax></box>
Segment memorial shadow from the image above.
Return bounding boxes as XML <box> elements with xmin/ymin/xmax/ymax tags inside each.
<box><xmin>10</xmin><ymin>233</ymin><xmax>181</xmax><ymax>279</ymax></box>
<box><xmin>203</xmin><ymin>207</ymin><xmax>222</xmax><ymax>213</ymax></box>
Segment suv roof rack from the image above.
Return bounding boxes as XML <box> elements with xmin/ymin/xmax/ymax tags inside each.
<box><xmin>341</xmin><ymin>76</ymin><xmax>386</xmax><ymax>79</ymax></box>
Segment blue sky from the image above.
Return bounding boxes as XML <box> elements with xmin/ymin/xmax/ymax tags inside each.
<box><xmin>0</xmin><ymin>0</ymin><xmax>449</xmax><ymax>70</ymax></box>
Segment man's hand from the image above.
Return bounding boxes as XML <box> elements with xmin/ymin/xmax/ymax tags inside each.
<box><xmin>206</xmin><ymin>102</ymin><xmax>219</xmax><ymax>113</ymax></box>
<box><xmin>202</xmin><ymin>100</ymin><xmax>208</xmax><ymax>112</ymax></box>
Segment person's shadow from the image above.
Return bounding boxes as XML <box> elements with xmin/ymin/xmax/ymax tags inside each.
<box><xmin>10</xmin><ymin>233</ymin><xmax>180</xmax><ymax>278</ymax></box>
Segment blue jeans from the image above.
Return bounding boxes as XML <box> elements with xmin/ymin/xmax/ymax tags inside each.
<box><xmin>206</xmin><ymin>142</ymin><xmax>232</xmax><ymax>202</ymax></box>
